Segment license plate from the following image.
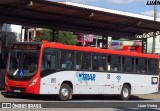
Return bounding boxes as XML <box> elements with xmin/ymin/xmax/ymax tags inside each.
<box><xmin>14</xmin><ymin>89</ymin><xmax>20</xmax><ymax>93</ymax></box>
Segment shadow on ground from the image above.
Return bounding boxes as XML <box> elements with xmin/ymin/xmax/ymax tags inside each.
<box><xmin>1</xmin><ymin>91</ymin><xmax>146</xmax><ymax>101</ymax></box>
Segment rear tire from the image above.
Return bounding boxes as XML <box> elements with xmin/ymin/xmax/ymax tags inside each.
<box><xmin>120</xmin><ymin>85</ymin><xmax>131</xmax><ymax>100</ymax></box>
<box><xmin>58</xmin><ymin>83</ymin><xmax>71</xmax><ymax>101</ymax></box>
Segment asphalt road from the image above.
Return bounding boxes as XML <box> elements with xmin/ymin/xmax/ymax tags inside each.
<box><xmin>0</xmin><ymin>91</ymin><xmax>160</xmax><ymax>111</ymax></box>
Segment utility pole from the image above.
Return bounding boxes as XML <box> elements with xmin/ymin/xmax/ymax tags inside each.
<box><xmin>152</xmin><ymin>0</ymin><xmax>157</xmax><ymax>54</ymax></box>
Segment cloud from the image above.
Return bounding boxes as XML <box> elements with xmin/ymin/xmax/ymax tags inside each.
<box><xmin>107</xmin><ymin>0</ymin><xmax>146</xmax><ymax>4</ymax></box>
<box><xmin>107</xmin><ymin>0</ymin><xmax>133</xmax><ymax>4</ymax></box>
<box><xmin>142</xmin><ymin>10</ymin><xmax>160</xmax><ymax>17</ymax></box>
<box><xmin>49</xmin><ymin>0</ymin><xmax>97</xmax><ymax>3</ymax></box>
<box><xmin>49</xmin><ymin>0</ymin><xmax>145</xmax><ymax>4</ymax></box>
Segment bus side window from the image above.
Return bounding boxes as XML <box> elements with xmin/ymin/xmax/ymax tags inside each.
<box><xmin>122</xmin><ymin>56</ymin><xmax>134</xmax><ymax>73</ymax></box>
<box><xmin>41</xmin><ymin>48</ymin><xmax>59</xmax><ymax>71</ymax></box>
<box><xmin>108</xmin><ymin>55</ymin><xmax>121</xmax><ymax>72</ymax></box>
<box><xmin>148</xmin><ymin>59</ymin><xmax>158</xmax><ymax>75</ymax></box>
<box><xmin>81</xmin><ymin>53</ymin><xmax>91</xmax><ymax>70</ymax></box>
<box><xmin>45</xmin><ymin>55</ymin><xmax>56</xmax><ymax>69</ymax></box>
<box><xmin>136</xmin><ymin>58</ymin><xmax>147</xmax><ymax>74</ymax></box>
<box><xmin>75</xmin><ymin>52</ymin><xmax>82</xmax><ymax>70</ymax></box>
<box><xmin>92</xmin><ymin>53</ymin><xmax>106</xmax><ymax>71</ymax></box>
<box><xmin>61</xmin><ymin>50</ymin><xmax>74</xmax><ymax>69</ymax></box>
<box><xmin>107</xmin><ymin>55</ymin><xmax>111</xmax><ymax>71</ymax></box>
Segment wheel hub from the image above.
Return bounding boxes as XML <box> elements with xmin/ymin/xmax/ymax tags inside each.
<box><xmin>123</xmin><ymin>88</ymin><xmax>129</xmax><ymax>98</ymax></box>
<box><xmin>61</xmin><ymin>88</ymin><xmax>69</xmax><ymax>97</ymax></box>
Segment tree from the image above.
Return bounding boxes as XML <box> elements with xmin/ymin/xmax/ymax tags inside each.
<box><xmin>58</xmin><ymin>31</ymin><xmax>77</xmax><ymax>45</ymax></box>
<box><xmin>34</xmin><ymin>29</ymin><xmax>77</xmax><ymax>45</ymax></box>
<box><xmin>34</xmin><ymin>29</ymin><xmax>52</xmax><ymax>42</ymax></box>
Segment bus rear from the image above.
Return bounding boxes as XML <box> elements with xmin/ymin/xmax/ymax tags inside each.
<box><xmin>5</xmin><ymin>43</ymin><xmax>41</xmax><ymax>94</ymax></box>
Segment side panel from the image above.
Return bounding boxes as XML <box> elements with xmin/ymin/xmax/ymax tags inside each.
<box><xmin>131</xmin><ymin>75</ymin><xmax>159</xmax><ymax>94</ymax></box>
<box><xmin>40</xmin><ymin>71</ymin><xmax>159</xmax><ymax>95</ymax></box>
<box><xmin>40</xmin><ymin>71</ymin><xmax>75</xmax><ymax>94</ymax></box>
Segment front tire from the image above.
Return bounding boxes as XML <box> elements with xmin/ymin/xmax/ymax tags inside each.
<box><xmin>58</xmin><ymin>83</ymin><xmax>71</xmax><ymax>101</ymax></box>
<box><xmin>120</xmin><ymin>85</ymin><xmax>131</xmax><ymax>100</ymax></box>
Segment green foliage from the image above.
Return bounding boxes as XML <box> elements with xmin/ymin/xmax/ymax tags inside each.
<box><xmin>33</xmin><ymin>29</ymin><xmax>77</xmax><ymax>45</ymax></box>
<box><xmin>34</xmin><ymin>29</ymin><xmax>52</xmax><ymax>42</ymax></box>
<box><xmin>57</xmin><ymin>31</ymin><xmax>77</xmax><ymax>45</ymax></box>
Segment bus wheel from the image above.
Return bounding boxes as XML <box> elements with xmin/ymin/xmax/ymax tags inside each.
<box><xmin>120</xmin><ymin>85</ymin><xmax>130</xmax><ymax>100</ymax></box>
<box><xmin>58</xmin><ymin>83</ymin><xmax>71</xmax><ymax>101</ymax></box>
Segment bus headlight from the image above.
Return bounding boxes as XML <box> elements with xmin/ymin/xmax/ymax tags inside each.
<box><xmin>29</xmin><ymin>78</ymin><xmax>38</xmax><ymax>86</ymax></box>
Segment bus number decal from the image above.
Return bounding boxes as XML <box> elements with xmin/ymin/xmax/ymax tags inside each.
<box><xmin>78</xmin><ymin>73</ymin><xmax>96</xmax><ymax>82</ymax></box>
<box><xmin>151</xmin><ymin>77</ymin><xmax>158</xmax><ymax>84</ymax></box>
<box><xmin>107</xmin><ymin>74</ymin><xmax>110</xmax><ymax>79</ymax></box>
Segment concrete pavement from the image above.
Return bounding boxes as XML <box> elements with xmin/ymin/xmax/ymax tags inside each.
<box><xmin>136</xmin><ymin>93</ymin><xmax>160</xmax><ymax>100</ymax></box>
<box><xmin>0</xmin><ymin>90</ymin><xmax>160</xmax><ymax>100</ymax></box>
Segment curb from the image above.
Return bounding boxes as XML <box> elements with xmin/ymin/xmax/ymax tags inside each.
<box><xmin>136</xmin><ymin>94</ymin><xmax>160</xmax><ymax>99</ymax></box>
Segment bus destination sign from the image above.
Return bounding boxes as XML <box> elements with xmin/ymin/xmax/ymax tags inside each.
<box><xmin>11</xmin><ymin>44</ymin><xmax>41</xmax><ymax>50</ymax></box>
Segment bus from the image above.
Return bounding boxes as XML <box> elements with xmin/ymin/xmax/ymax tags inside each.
<box><xmin>5</xmin><ymin>42</ymin><xmax>159</xmax><ymax>101</ymax></box>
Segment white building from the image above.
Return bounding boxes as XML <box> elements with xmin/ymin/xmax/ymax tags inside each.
<box><xmin>0</xmin><ymin>24</ymin><xmax>22</xmax><ymax>46</ymax></box>
<box><xmin>147</xmin><ymin>34</ymin><xmax>160</xmax><ymax>53</ymax></box>
<box><xmin>2</xmin><ymin>24</ymin><xmax>21</xmax><ymax>34</ymax></box>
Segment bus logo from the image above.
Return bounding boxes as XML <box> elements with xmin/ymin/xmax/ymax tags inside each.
<box><xmin>78</xmin><ymin>73</ymin><xmax>96</xmax><ymax>82</ymax></box>
<box><xmin>116</xmin><ymin>75</ymin><xmax>121</xmax><ymax>82</ymax></box>
<box><xmin>2</xmin><ymin>103</ymin><xmax>11</xmax><ymax>108</ymax></box>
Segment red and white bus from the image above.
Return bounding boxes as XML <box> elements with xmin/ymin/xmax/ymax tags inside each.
<box><xmin>5</xmin><ymin>42</ymin><xmax>159</xmax><ymax>100</ymax></box>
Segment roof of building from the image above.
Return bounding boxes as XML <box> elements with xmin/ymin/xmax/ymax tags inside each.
<box><xmin>62</xmin><ymin>1</ymin><xmax>160</xmax><ymax>22</ymax></box>
<box><xmin>0</xmin><ymin>0</ymin><xmax>160</xmax><ymax>38</ymax></box>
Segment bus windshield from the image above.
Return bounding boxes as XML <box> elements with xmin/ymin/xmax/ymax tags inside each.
<box><xmin>7</xmin><ymin>49</ymin><xmax>40</xmax><ymax>80</ymax></box>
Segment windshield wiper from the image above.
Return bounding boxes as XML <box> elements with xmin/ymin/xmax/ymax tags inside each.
<box><xmin>13</xmin><ymin>69</ymin><xmax>19</xmax><ymax>76</ymax></box>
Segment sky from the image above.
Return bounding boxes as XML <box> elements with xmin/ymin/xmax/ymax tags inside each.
<box><xmin>51</xmin><ymin>0</ymin><xmax>160</xmax><ymax>17</ymax></box>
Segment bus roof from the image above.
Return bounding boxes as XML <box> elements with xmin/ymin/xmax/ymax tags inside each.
<box><xmin>42</xmin><ymin>42</ymin><xmax>159</xmax><ymax>59</ymax></box>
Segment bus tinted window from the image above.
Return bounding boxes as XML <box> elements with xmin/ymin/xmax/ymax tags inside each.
<box><xmin>75</xmin><ymin>52</ymin><xmax>91</xmax><ymax>70</ymax></box>
<box><xmin>81</xmin><ymin>53</ymin><xmax>91</xmax><ymax>70</ymax></box>
<box><xmin>92</xmin><ymin>54</ymin><xmax>106</xmax><ymax>71</ymax></box>
<box><xmin>108</xmin><ymin>55</ymin><xmax>121</xmax><ymax>72</ymax></box>
<box><xmin>61</xmin><ymin>50</ymin><xmax>74</xmax><ymax>69</ymax></box>
<box><xmin>136</xmin><ymin>58</ymin><xmax>147</xmax><ymax>74</ymax></box>
<box><xmin>122</xmin><ymin>56</ymin><xmax>134</xmax><ymax>73</ymax></box>
<box><xmin>43</xmin><ymin>49</ymin><xmax>59</xmax><ymax>69</ymax></box>
<box><xmin>41</xmin><ymin>48</ymin><xmax>59</xmax><ymax>77</ymax></box>
<box><xmin>75</xmin><ymin>52</ymin><xmax>82</xmax><ymax>70</ymax></box>
<box><xmin>148</xmin><ymin>59</ymin><xmax>158</xmax><ymax>75</ymax></box>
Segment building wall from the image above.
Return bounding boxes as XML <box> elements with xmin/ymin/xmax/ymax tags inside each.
<box><xmin>0</xmin><ymin>24</ymin><xmax>22</xmax><ymax>89</ymax></box>
<box><xmin>0</xmin><ymin>24</ymin><xmax>21</xmax><ymax>44</ymax></box>
<box><xmin>2</xmin><ymin>24</ymin><xmax>21</xmax><ymax>34</ymax></box>
<box><xmin>147</xmin><ymin>34</ymin><xmax>160</xmax><ymax>53</ymax></box>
